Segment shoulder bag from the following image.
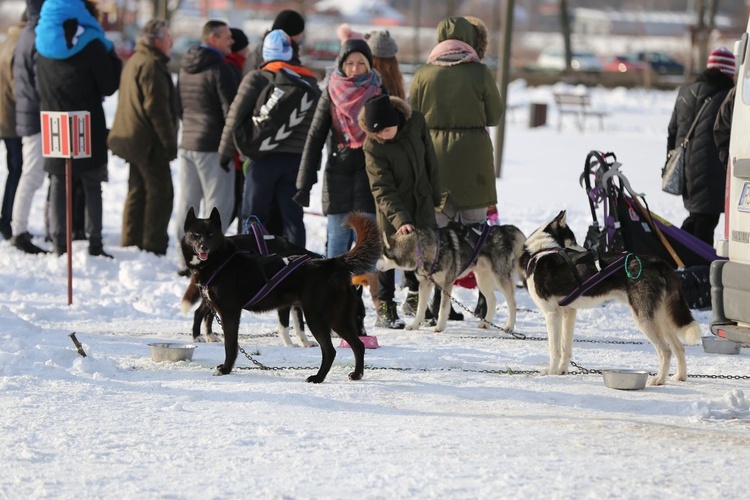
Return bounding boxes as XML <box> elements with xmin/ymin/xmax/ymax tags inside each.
<box><xmin>662</xmin><ymin>96</ymin><xmax>713</xmax><ymax>195</ymax></box>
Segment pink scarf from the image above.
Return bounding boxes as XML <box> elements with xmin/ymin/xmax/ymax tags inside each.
<box><xmin>327</xmin><ymin>69</ymin><xmax>383</xmax><ymax>148</ymax></box>
<box><xmin>427</xmin><ymin>40</ymin><xmax>481</xmax><ymax>66</ymax></box>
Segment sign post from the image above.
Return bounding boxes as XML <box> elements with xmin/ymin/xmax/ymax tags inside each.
<box><xmin>40</xmin><ymin>111</ymin><xmax>91</xmax><ymax>306</ymax></box>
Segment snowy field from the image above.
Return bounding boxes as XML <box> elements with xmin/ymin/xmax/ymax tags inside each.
<box><xmin>2</xmin><ymin>81</ymin><xmax>750</xmax><ymax>498</ymax></box>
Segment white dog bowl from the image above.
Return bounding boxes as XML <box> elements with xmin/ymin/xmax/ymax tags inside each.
<box><xmin>702</xmin><ymin>336</ymin><xmax>742</xmax><ymax>355</ymax></box>
<box><xmin>602</xmin><ymin>369</ymin><xmax>649</xmax><ymax>390</ymax></box>
<box><xmin>148</xmin><ymin>343</ymin><xmax>197</xmax><ymax>362</ymax></box>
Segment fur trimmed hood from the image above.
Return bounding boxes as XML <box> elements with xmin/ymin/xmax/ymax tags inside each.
<box><xmin>463</xmin><ymin>16</ymin><xmax>488</xmax><ymax>60</ymax></box>
<box><xmin>358</xmin><ymin>96</ymin><xmax>412</xmax><ymax>143</ymax></box>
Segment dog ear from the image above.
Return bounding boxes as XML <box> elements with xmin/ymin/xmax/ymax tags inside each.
<box><xmin>553</xmin><ymin>210</ymin><xmax>567</xmax><ymax>227</ymax></box>
<box><xmin>184</xmin><ymin>207</ymin><xmax>197</xmax><ymax>231</ymax></box>
<box><xmin>209</xmin><ymin>207</ymin><xmax>222</xmax><ymax>227</ymax></box>
<box><xmin>382</xmin><ymin>231</ymin><xmax>391</xmax><ymax>250</ymax></box>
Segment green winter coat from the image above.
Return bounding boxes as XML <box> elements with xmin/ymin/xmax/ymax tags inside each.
<box><xmin>359</xmin><ymin>97</ymin><xmax>441</xmax><ymax>237</ymax></box>
<box><xmin>108</xmin><ymin>42</ymin><xmax>178</xmax><ymax>165</ymax></box>
<box><xmin>409</xmin><ymin>16</ymin><xmax>503</xmax><ymax>211</ymax></box>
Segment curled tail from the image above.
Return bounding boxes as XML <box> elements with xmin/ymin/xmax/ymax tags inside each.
<box><xmin>335</xmin><ymin>212</ymin><xmax>383</xmax><ymax>276</ymax></box>
<box><xmin>180</xmin><ymin>275</ymin><xmax>201</xmax><ymax>315</ymax></box>
<box><xmin>665</xmin><ymin>269</ymin><xmax>702</xmax><ymax>344</ymax></box>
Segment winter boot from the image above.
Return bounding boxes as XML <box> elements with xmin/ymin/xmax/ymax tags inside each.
<box><xmin>402</xmin><ymin>290</ymin><xmax>433</xmax><ymax>319</ymax></box>
<box><xmin>474</xmin><ymin>292</ymin><xmax>488</xmax><ymax>319</ymax></box>
<box><xmin>375</xmin><ymin>301</ymin><xmax>406</xmax><ymax>329</ymax></box>
<box><xmin>431</xmin><ymin>290</ymin><xmax>463</xmax><ymax>321</ymax></box>
<box><xmin>11</xmin><ymin>232</ymin><xmax>48</xmax><ymax>254</ymax></box>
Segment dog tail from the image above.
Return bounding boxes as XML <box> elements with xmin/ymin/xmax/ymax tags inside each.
<box><xmin>665</xmin><ymin>269</ymin><xmax>702</xmax><ymax>345</ymax></box>
<box><xmin>335</xmin><ymin>212</ymin><xmax>383</xmax><ymax>276</ymax></box>
<box><xmin>180</xmin><ymin>275</ymin><xmax>201</xmax><ymax>316</ymax></box>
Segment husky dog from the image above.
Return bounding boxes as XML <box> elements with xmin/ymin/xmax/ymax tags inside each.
<box><xmin>181</xmin><ymin>230</ymin><xmax>321</xmax><ymax>347</ymax></box>
<box><xmin>378</xmin><ymin>222</ymin><xmax>526</xmax><ymax>332</ymax></box>
<box><xmin>181</xmin><ymin>208</ymin><xmax>381</xmax><ymax>383</ymax></box>
<box><xmin>521</xmin><ymin>210</ymin><xmax>702</xmax><ymax>386</ymax></box>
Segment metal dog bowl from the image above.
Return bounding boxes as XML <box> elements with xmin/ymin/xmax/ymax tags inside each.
<box><xmin>702</xmin><ymin>336</ymin><xmax>742</xmax><ymax>355</ymax></box>
<box><xmin>148</xmin><ymin>343</ymin><xmax>197</xmax><ymax>362</ymax></box>
<box><xmin>601</xmin><ymin>369</ymin><xmax>649</xmax><ymax>390</ymax></box>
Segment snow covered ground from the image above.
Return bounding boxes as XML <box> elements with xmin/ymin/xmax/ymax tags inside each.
<box><xmin>2</xmin><ymin>81</ymin><xmax>750</xmax><ymax>498</ymax></box>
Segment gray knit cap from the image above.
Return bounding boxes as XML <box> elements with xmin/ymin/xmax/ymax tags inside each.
<box><xmin>365</xmin><ymin>30</ymin><xmax>398</xmax><ymax>58</ymax></box>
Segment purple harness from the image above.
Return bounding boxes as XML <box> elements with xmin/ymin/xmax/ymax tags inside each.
<box><xmin>416</xmin><ymin>223</ymin><xmax>491</xmax><ymax>278</ymax></box>
<box><xmin>526</xmin><ymin>248</ymin><xmax>630</xmax><ymax>307</ymax></box>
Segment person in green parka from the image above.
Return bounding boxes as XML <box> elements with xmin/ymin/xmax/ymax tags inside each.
<box><xmin>409</xmin><ymin>16</ymin><xmax>502</xmax><ymax>319</ymax></box>
<box><xmin>360</xmin><ymin>94</ymin><xmax>441</xmax><ymax>329</ymax></box>
<box><xmin>408</xmin><ymin>16</ymin><xmax>502</xmax><ymax>225</ymax></box>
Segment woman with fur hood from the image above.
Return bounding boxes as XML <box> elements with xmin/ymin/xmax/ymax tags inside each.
<box><xmin>409</xmin><ymin>16</ymin><xmax>502</xmax><ymax>319</ymax></box>
<box><xmin>408</xmin><ymin>16</ymin><xmax>502</xmax><ymax>226</ymax></box>
<box><xmin>360</xmin><ymin>94</ymin><xmax>441</xmax><ymax>328</ymax></box>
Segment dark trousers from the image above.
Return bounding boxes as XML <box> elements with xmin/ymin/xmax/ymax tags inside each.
<box><xmin>49</xmin><ymin>165</ymin><xmax>108</xmax><ymax>251</ymax></box>
<box><xmin>1</xmin><ymin>137</ymin><xmax>23</xmax><ymax>233</ymax></box>
<box><xmin>681</xmin><ymin>212</ymin><xmax>720</xmax><ymax>246</ymax></box>
<box><xmin>242</xmin><ymin>152</ymin><xmax>305</xmax><ymax>247</ymax></box>
<box><xmin>121</xmin><ymin>160</ymin><xmax>173</xmax><ymax>255</ymax></box>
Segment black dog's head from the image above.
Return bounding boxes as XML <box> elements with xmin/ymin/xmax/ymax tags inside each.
<box><xmin>181</xmin><ymin>207</ymin><xmax>225</xmax><ymax>268</ymax></box>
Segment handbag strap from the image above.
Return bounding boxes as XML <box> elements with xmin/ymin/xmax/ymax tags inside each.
<box><xmin>683</xmin><ymin>96</ymin><xmax>713</xmax><ymax>145</ymax></box>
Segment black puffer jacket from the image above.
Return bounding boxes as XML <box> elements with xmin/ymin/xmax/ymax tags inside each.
<box><xmin>36</xmin><ymin>39</ymin><xmax>122</xmax><ymax>175</ymax></box>
<box><xmin>177</xmin><ymin>45</ymin><xmax>238</xmax><ymax>152</ymax></box>
<box><xmin>667</xmin><ymin>68</ymin><xmax>734</xmax><ymax>214</ymax></box>
<box><xmin>13</xmin><ymin>0</ymin><xmax>44</xmax><ymax>137</ymax></box>
<box><xmin>295</xmin><ymin>89</ymin><xmax>376</xmax><ymax>215</ymax></box>
<box><xmin>713</xmin><ymin>86</ymin><xmax>735</xmax><ymax>165</ymax></box>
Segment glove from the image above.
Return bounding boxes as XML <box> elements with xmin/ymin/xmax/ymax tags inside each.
<box><xmin>292</xmin><ymin>190</ymin><xmax>310</xmax><ymax>208</ymax></box>
<box><xmin>219</xmin><ymin>156</ymin><xmax>232</xmax><ymax>172</ymax></box>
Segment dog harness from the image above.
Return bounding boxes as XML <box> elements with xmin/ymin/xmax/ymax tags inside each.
<box><xmin>526</xmin><ymin>248</ymin><xmax>637</xmax><ymax>307</ymax></box>
<box><xmin>416</xmin><ymin>223</ymin><xmax>491</xmax><ymax>278</ymax></box>
<box><xmin>242</xmin><ymin>254</ymin><xmax>312</xmax><ymax>308</ymax></box>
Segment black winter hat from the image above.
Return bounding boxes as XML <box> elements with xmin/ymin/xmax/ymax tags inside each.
<box><xmin>230</xmin><ymin>28</ymin><xmax>249</xmax><ymax>52</ymax></box>
<box><xmin>337</xmin><ymin>39</ymin><xmax>373</xmax><ymax>73</ymax></box>
<box><xmin>271</xmin><ymin>9</ymin><xmax>305</xmax><ymax>37</ymax></box>
<box><xmin>364</xmin><ymin>95</ymin><xmax>399</xmax><ymax>132</ymax></box>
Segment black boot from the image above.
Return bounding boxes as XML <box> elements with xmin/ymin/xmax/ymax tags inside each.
<box><xmin>431</xmin><ymin>289</ymin><xmax>463</xmax><ymax>321</ymax></box>
<box><xmin>474</xmin><ymin>292</ymin><xmax>488</xmax><ymax>318</ymax></box>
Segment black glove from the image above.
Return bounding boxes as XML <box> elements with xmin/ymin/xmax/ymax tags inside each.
<box><xmin>219</xmin><ymin>156</ymin><xmax>232</xmax><ymax>172</ymax></box>
<box><xmin>292</xmin><ymin>190</ymin><xmax>310</xmax><ymax>208</ymax></box>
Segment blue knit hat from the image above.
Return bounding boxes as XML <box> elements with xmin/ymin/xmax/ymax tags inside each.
<box><xmin>262</xmin><ymin>29</ymin><xmax>292</xmax><ymax>62</ymax></box>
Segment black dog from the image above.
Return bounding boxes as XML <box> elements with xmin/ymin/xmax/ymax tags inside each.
<box><xmin>182</xmin><ymin>230</ymin><xmax>320</xmax><ymax>347</ymax></box>
<box><xmin>181</xmin><ymin>208</ymin><xmax>381</xmax><ymax>383</ymax></box>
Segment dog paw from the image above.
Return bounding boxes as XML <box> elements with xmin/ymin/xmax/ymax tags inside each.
<box><xmin>648</xmin><ymin>375</ymin><xmax>665</xmax><ymax>386</ymax></box>
<box><xmin>193</xmin><ymin>336</ymin><xmax>206</xmax><ymax>343</ymax></box>
<box><xmin>477</xmin><ymin>320</ymin><xmax>489</xmax><ymax>329</ymax></box>
<box><xmin>432</xmin><ymin>326</ymin><xmax>445</xmax><ymax>333</ymax></box>
<box><xmin>348</xmin><ymin>371</ymin><xmax>363</xmax><ymax>381</ymax></box>
<box><xmin>306</xmin><ymin>375</ymin><xmax>324</xmax><ymax>384</ymax></box>
<box><xmin>213</xmin><ymin>365</ymin><xmax>229</xmax><ymax>376</ymax></box>
<box><xmin>206</xmin><ymin>333</ymin><xmax>222</xmax><ymax>343</ymax></box>
<box><xmin>405</xmin><ymin>322</ymin><xmax>419</xmax><ymax>331</ymax></box>
<box><xmin>304</xmin><ymin>341</ymin><xmax>318</xmax><ymax>348</ymax></box>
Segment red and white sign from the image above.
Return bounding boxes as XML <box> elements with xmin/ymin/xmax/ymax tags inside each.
<box><xmin>40</xmin><ymin>111</ymin><xmax>91</xmax><ymax>159</ymax></box>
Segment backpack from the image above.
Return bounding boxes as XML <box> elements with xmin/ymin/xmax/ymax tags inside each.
<box><xmin>233</xmin><ymin>68</ymin><xmax>319</xmax><ymax>160</ymax></box>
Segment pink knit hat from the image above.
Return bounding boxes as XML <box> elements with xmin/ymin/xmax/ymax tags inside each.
<box><xmin>707</xmin><ymin>47</ymin><xmax>736</xmax><ymax>78</ymax></box>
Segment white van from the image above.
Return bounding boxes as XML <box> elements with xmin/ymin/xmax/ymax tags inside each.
<box><xmin>710</xmin><ymin>25</ymin><xmax>750</xmax><ymax>342</ymax></box>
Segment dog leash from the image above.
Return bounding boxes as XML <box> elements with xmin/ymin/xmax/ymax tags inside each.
<box><xmin>243</xmin><ymin>254</ymin><xmax>312</xmax><ymax>308</ymax></box>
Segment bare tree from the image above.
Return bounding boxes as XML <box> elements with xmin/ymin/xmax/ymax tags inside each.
<box><xmin>151</xmin><ymin>0</ymin><xmax>186</xmax><ymax>21</ymax></box>
<box><xmin>559</xmin><ymin>0</ymin><xmax>573</xmax><ymax>73</ymax></box>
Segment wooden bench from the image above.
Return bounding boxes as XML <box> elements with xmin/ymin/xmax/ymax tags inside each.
<box><xmin>553</xmin><ymin>93</ymin><xmax>608</xmax><ymax>131</ymax></box>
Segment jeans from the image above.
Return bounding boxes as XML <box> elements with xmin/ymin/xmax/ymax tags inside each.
<box><xmin>242</xmin><ymin>152</ymin><xmax>305</xmax><ymax>247</ymax></box>
<box><xmin>1</xmin><ymin>137</ymin><xmax>23</xmax><ymax>233</ymax></box>
<box><xmin>326</xmin><ymin>212</ymin><xmax>376</xmax><ymax>258</ymax></box>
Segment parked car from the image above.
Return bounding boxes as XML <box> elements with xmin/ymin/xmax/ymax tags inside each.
<box><xmin>602</xmin><ymin>55</ymin><xmax>647</xmax><ymax>73</ymax></box>
<box><xmin>630</xmin><ymin>51</ymin><xmax>685</xmax><ymax>75</ymax></box>
<box><xmin>535</xmin><ymin>49</ymin><xmax>603</xmax><ymax>72</ymax></box>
